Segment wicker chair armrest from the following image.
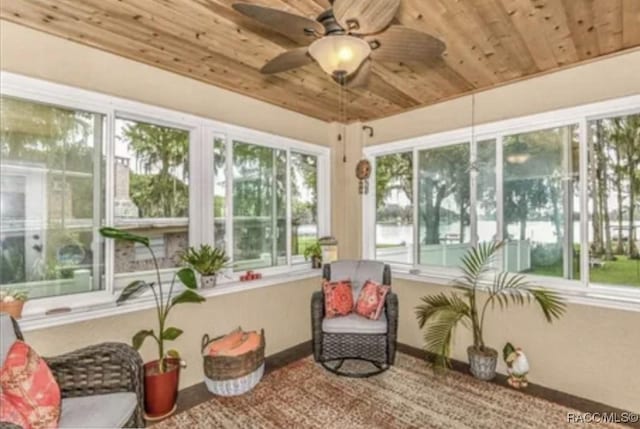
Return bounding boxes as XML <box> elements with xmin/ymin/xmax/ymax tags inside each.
<box><xmin>45</xmin><ymin>342</ymin><xmax>145</xmax><ymax>427</ymax></box>
<box><xmin>311</xmin><ymin>290</ymin><xmax>324</xmax><ymax>361</ymax></box>
<box><xmin>385</xmin><ymin>291</ymin><xmax>398</xmax><ymax>365</ymax></box>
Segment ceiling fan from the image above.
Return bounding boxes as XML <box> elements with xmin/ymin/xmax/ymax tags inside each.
<box><xmin>232</xmin><ymin>0</ymin><xmax>446</xmax><ymax>87</ymax></box>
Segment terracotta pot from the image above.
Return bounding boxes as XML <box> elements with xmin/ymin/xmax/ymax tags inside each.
<box><xmin>143</xmin><ymin>358</ymin><xmax>180</xmax><ymax>419</ymax></box>
<box><xmin>0</xmin><ymin>300</ymin><xmax>25</xmax><ymax>319</ymax></box>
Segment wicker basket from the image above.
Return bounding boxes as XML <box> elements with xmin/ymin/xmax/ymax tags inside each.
<box><xmin>201</xmin><ymin>329</ymin><xmax>265</xmax><ymax>396</ymax></box>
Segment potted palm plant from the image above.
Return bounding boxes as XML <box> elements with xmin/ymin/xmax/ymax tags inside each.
<box><xmin>179</xmin><ymin>245</ymin><xmax>230</xmax><ymax>288</ymax></box>
<box><xmin>303</xmin><ymin>240</ymin><xmax>322</xmax><ymax>269</ymax></box>
<box><xmin>415</xmin><ymin>241</ymin><xmax>566</xmax><ymax>380</ymax></box>
<box><xmin>100</xmin><ymin>227</ymin><xmax>206</xmax><ymax>420</ymax></box>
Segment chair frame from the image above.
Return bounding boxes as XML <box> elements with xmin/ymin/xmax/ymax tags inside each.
<box><xmin>0</xmin><ymin>316</ymin><xmax>145</xmax><ymax>429</ymax></box>
<box><xmin>311</xmin><ymin>263</ymin><xmax>398</xmax><ymax>377</ymax></box>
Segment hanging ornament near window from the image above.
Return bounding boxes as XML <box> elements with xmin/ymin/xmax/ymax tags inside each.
<box><xmin>355</xmin><ymin>159</ymin><xmax>371</xmax><ymax>194</ymax></box>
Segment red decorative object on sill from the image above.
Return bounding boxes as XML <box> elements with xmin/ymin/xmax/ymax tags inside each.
<box><xmin>240</xmin><ymin>271</ymin><xmax>262</xmax><ymax>281</ymax></box>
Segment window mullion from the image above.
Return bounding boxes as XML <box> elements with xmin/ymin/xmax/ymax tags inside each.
<box><xmin>105</xmin><ymin>111</ymin><xmax>115</xmax><ymax>295</ymax></box>
<box><xmin>470</xmin><ymin>138</ymin><xmax>478</xmax><ymax>248</ymax></box>
<box><xmin>412</xmin><ymin>147</ymin><xmax>419</xmax><ymax>269</ymax></box>
<box><xmin>496</xmin><ymin>134</ymin><xmax>504</xmax><ymax>271</ymax></box>
<box><xmin>286</xmin><ymin>149</ymin><xmax>292</xmax><ymax>266</ymax></box>
<box><xmin>225</xmin><ymin>136</ymin><xmax>234</xmax><ymax>272</ymax></box>
<box><xmin>579</xmin><ymin>117</ymin><xmax>590</xmax><ymax>288</ymax></box>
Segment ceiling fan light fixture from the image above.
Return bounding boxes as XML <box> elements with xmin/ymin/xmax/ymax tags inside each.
<box><xmin>309</xmin><ymin>35</ymin><xmax>371</xmax><ymax>77</ymax></box>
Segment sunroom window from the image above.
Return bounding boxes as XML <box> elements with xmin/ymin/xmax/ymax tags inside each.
<box><xmin>113</xmin><ymin>118</ymin><xmax>190</xmax><ymax>279</ymax></box>
<box><xmin>367</xmin><ymin>97</ymin><xmax>640</xmax><ymax>296</ymax></box>
<box><xmin>587</xmin><ymin>113</ymin><xmax>640</xmax><ymax>288</ymax></box>
<box><xmin>0</xmin><ymin>96</ymin><xmax>105</xmax><ymax>298</ymax></box>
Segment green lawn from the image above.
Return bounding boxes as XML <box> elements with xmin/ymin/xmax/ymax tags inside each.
<box><xmin>529</xmin><ymin>255</ymin><xmax>640</xmax><ymax>287</ymax></box>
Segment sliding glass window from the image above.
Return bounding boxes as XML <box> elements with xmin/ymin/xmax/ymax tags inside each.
<box><xmin>291</xmin><ymin>152</ymin><xmax>318</xmax><ymax>265</ymax></box>
<box><xmin>232</xmin><ymin>141</ymin><xmax>287</xmax><ymax>270</ymax></box>
<box><xmin>587</xmin><ymin>113</ymin><xmax>640</xmax><ymax>288</ymax></box>
<box><xmin>375</xmin><ymin>152</ymin><xmax>413</xmax><ymax>264</ymax></box>
<box><xmin>417</xmin><ymin>142</ymin><xmax>470</xmax><ymax>267</ymax></box>
<box><xmin>0</xmin><ymin>96</ymin><xmax>105</xmax><ymax>298</ymax></box>
<box><xmin>502</xmin><ymin>125</ymin><xmax>579</xmax><ymax>279</ymax></box>
<box><xmin>113</xmin><ymin>118</ymin><xmax>190</xmax><ymax>278</ymax></box>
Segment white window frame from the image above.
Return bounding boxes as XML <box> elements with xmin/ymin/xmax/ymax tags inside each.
<box><xmin>363</xmin><ymin>94</ymin><xmax>640</xmax><ymax>311</ymax></box>
<box><xmin>1</xmin><ymin>71</ymin><xmax>330</xmax><ymax>326</ymax></box>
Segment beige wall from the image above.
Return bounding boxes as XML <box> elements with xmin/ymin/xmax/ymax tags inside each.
<box><xmin>0</xmin><ymin>20</ymin><xmax>328</xmax><ymax>146</ymax></box>
<box><xmin>24</xmin><ymin>278</ymin><xmax>320</xmax><ymax>389</ymax></box>
<box><xmin>365</xmin><ymin>49</ymin><xmax>640</xmax><ymax>145</ymax></box>
<box><xmin>394</xmin><ymin>279</ymin><xmax>640</xmax><ymax>412</ymax></box>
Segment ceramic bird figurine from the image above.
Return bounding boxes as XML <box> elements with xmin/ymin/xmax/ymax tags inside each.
<box><xmin>503</xmin><ymin>342</ymin><xmax>530</xmax><ymax>389</ymax></box>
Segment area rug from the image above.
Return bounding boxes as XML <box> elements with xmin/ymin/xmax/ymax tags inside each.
<box><xmin>155</xmin><ymin>353</ymin><xmax>622</xmax><ymax>429</ymax></box>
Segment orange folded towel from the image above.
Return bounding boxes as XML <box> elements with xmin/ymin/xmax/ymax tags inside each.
<box><xmin>206</xmin><ymin>328</ymin><xmax>244</xmax><ymax>356</ymax></box>
<box><xmin>218</xmin><ymin>331</ymin><xmax>261</xmax><ymax>357</ymax></box>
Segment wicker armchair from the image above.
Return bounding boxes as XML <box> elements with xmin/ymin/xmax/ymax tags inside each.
<box><xmin>311</xmin><ymin>260</ymin><xmax>398</xmax><ymax>377</ymax></box>
<box><xmin>0</xmin><ymin>313</ymin><xmax>145</xmax><ymax>428</ymax></box>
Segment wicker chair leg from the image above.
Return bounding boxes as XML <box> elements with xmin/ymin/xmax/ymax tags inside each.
<box><xmin>320</xmin><ymin>358</ymin><xmax>389</xmax><ymax>378</ymax></box>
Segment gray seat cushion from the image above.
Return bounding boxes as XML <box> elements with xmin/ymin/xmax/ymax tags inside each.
<box><xmin>0</xmin><ymin>312</ymin><xmax>18</xmax><ymax>367</ymax></box>
<box><xmin>59</xmin><ymin>392</ymin><xmax>137</xmax><ymax>428</ymax></box>
<box><xmin>322</xmin><ymin>313</ymin><xmax>387</xmax><ymax>334</ymax></box>
<box><xmin>329</xmin><ymin>260</ymin><xmax>386</xmax><ymax>300</ymax></box>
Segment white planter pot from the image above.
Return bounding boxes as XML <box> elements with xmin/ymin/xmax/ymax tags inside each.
<box><xmin>201</xmin><ymin>275</ymin><xmax>217</xmax><ymax>289</ymax></box>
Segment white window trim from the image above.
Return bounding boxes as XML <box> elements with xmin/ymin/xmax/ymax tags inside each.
<box><xmin>1</xmin><ymin>71</ymin><xmax>330</xmax><ymax>322</ymax></box>
<box><xmin>363</xmin><ymin>94</ymin><xmax>640</xmax><ymax>312</ymax></box>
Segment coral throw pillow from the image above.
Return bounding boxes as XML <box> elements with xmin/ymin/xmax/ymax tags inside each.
<box><xmin>0</xmin><ymin>340</ymin><xmax>61</xmax><ymax>429</ymax></box>
<box><xmin>355</xmin><ymin>280</ymin><xmax>390</xmax><ymax>320</ymax></box>
<box><xmin>220</xmin><ymin>331</ymin><xmax>262</xmax><ymax>357</ymax></box>
<box><xmin>323</xmin><ymin>280</ymin><xmax>353</xmax><ymax>318</ymax></box>
<box><xmin>206</xmin><ymin>328</ymin><xmax>244</xmax><ymax>356</ymax></box>
<box><xmin>0</xmin><ymin>392</ymin><xmax>29</xmax><ymax>429</ymax></box>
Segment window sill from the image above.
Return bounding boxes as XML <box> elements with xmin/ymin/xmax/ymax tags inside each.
<box><xmin>392</xmin><ymin>267</ymin><xmax>640</xmax><ymax>313</ymax></box>
<box><xmin>18</xmin><ymin>268</ymin><xmax>322</xmax><ymax>332</ymax></box>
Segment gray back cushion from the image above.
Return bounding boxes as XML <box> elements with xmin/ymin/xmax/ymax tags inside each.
<box><xmin>0</xmin><ymin>313</ymin><xmax>18</xmax><ymax>367</ymax></box>
<box><xmin>329</xmin><ymin>260</ymin><xmax>386</xmax><ymax>300</ymax></box>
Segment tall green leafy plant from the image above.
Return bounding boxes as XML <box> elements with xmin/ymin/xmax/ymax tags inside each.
<box><xmin>100</xmin><ymin>227</ymin><xmax>205</xmax><ymax>372</ymax></box>
<box><xmin>415</xmin><ymin>241</ymin><xmax>566</xmax><ymax>369</ymax></box>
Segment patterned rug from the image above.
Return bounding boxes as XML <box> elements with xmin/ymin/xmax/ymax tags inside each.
<box><xmin>156</xmin><ymin>353</ymin><xmax>622</xmax><ymax>429</ymax></box>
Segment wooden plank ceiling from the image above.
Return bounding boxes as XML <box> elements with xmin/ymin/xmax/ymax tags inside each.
<box><xmin>1</xmin><ymin>0</ymin><xmax>639</xmax><ymax>122</ymax></box>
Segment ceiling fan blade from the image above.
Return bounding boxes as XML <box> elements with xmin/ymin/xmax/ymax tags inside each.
<box><xmin>331</xmin><ymin>59</ymin><xmax>372</xmax><ymax>88</ymax></box>
<box><xmin>232</xmin><ymin>3</ymin><xmax>324</xmax><ymax>45</ymax></box>
<box><xmin>333</xmin><ymin>0</ymin><xmax>400</xmax><ymax>35</ymax></box>
<box><xmin>260</xmin><ymin>47</ymin><xmax>313</xmax><ymax>74</ymax></box>
<box><xmin>366</xmin><ymin>26</ymin><xmax>446</xmax><ymax>64</ymax></box>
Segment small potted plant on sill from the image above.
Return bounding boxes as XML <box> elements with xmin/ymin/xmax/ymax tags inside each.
<box><xmin>179</xmin><ymin>245</ymin><xmax>230</xmax><ymax>289</ymax></box>
<box><xmin>0</xmin><ymin>289</ymin><xmax>29</xmax><ymax>319</ymax></box>
<box><xmin>303</xmin><ymin>240</ymin><xmax>322</xmax><ymax>269</ymax></box>
<box><xmin>415</xmin><ymin>241</ymin><xmax>566</xmax><ymax>381</ymax></box>
<box><xmin>100</xmin><ymin>227</ymin><xmax>206</xmax><ymax>420</ymax></box>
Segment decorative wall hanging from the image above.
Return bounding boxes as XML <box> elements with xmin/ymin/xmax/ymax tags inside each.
<box><xmin>355</xmin><ymin>158</ymin><xmax>371</xmax><ymax>194</ymax></box>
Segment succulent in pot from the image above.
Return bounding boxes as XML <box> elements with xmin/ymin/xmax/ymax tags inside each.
<box><xmin>179</xmin><ymin>245</ymin><xmax>230</xmax><ymax>288</ymax></box>
<box><xmin>100</xmin><ymin>227</ymin><xmax>206</xmax><ymax>420</ymax></box>
<box><xmin>303</xmin><ymin>241</ymin><xmax>322</xmax><ymax>269</ymax></box>
<box><xmin>0</xmin><ymin>289</ymin><xmax>29</xmax><ymax>319</ymax></box>
<box><xmin>415</xmin><ymin>241</ymin><xmax>566</xmax><ymax>381</ymax></box>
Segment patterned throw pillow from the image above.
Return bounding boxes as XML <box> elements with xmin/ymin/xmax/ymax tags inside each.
<box><xmin>355</xmin><ymin>280</ymin><xmax>390</xmax><ymax>320</ymax></box>
<box><xmin>323</xmin><ymin>280</ymin><xmax>354</xmax><ymax>318</ymax></box>
<box><xmin>0</xmin><ymin>392</ymin><xmax>29</xmax><ymax>429</ymax></box>
<box><xmin>0</xmin><ymin>340</ymin><xmax>61</xmax><ymax>429</ymax></box>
